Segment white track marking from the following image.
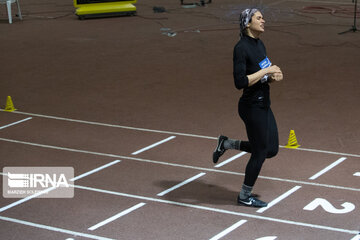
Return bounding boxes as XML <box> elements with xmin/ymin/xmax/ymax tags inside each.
<box><xmin>0</xmin><ymin>117</ymin><xmax>32</xmax><ymax>130</ymax></box>
<box><xmin>88</xmin><ymin>203</ymin><xmax>146</xmax><ymax>231</ymax></box>
<box><xmin>157</xmin><ymin>172</ymin><xmax>206</xmax><ymax>196</ymax></box>
<box><xmin>3</xmin><ymin>110</ymin><xmax>216</xmax><ymax>139</ymax></box>
<box><xmin>354</xmin><ymin>172</ymin><xmax>360</xmax><ymax>177</ymax></box>
<box><xmin>2</xmin><ymin>110</ymin><xmax>359</xmax><ymax>158</ymax></box>
<box><xmin>309</xmin><ymin>157</ymin><xmax>347</xmax><ymax>180</ymax></box>
<box><xmin>71</xmin><ymin>160</ymin><xmax>121</xmax><ymax>181</ymax></box>
<box><xmin>0</xmin><ymin>138</ymin><xmax>359</xmax><ymax>193</ymax></box>
<box><xmin>303</xmin><ymin>198</ymin><xmax>355</xmax><ymax>214</ymax></box>
<box><xmin>209</xmin><ymin>219</ymin><xmax>247</xmax><ymax>240</ymax></box>
<box><xmin>131</xmin><ymin>136</ymin><xmax>176</xmax><ymax>155</ymax></box>
<box><xmin>0</xmin><ymin>216</ymin><xmax>114</xmax><ymax>240</ymax></box>
<box><xmin>286</xmin><ymin>146</ymin><xmax>359</xmax><ymax>158</ymax></box>
<box><xmin>0</xmin><ymin>160</ymin><xmax>120</xmax><ymax>213</ymax></box>
<box><xmin>0</xmin><ymin>186</ymin><xmax>56</xmax><ymax>213</ymax></box>
<box><xmin>215</xmin><ymin>152</ymin><xmax>247</xmax><ymax>168</ymax></box>
<box><xmin>73</xmin><ymin>184</ymin><xmax>359</xmax><ymax>235</ymax></box>
<box><xmin>256</xmin><ymin>237</ymin><xmax>277</xmax><ymax>240</ymax></box>
<box><xmin>257</xmin><ymin>186</ymin><xmax>302</xmax><ymax>213</ymax></box>
<box><xmin>350</xmin><ymin>234</ymin><xmax>360</xmax><ymax>240</ymax></box>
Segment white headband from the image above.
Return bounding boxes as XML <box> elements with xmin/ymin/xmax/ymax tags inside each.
<box><xmin>239</xmin><ymin>8</ymin><xmax>260</xmax><ymax>36</ymax></box>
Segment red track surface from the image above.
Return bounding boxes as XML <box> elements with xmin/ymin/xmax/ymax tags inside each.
<box><xmin>0</xmin><ymin>0</ymin><xmax>359</xmax><ymax>239</ymax></box>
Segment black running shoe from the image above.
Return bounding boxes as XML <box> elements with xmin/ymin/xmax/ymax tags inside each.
<box><xmin>213</xmin><ymin>135</ymin><xmax>228</xmax><ymax>163</ymax></box>
<box><xmin>237</xmin><ymin>195</ymin><xmax>268</xmax><ymax>208</ymax></box>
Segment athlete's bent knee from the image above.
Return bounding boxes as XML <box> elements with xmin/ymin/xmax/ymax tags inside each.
<box><xmin>267</xmin><ymin>146</ymin><xmax>279</xmax><ymax>158</ymax></box>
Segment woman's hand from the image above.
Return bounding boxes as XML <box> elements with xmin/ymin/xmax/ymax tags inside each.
<box><xmin>266</xmin><ymin>65</ymin><xmax>281</xmax><ymax>75</ymax></box>
<box><xmin>267</xmin><ymin>65</ymin><xmax>283</xmax><ymax>82</ymax></box>
<box><xmin>270</xmin><ymin>72</ymin><xmax>283</xmax><ymax>81</ymax></box>
<box><xmin>247</xmin><ymin>65</ymin><xmax>283</xmax><ymax>86</ymax></box>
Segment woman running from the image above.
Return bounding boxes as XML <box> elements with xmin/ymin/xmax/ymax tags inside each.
<box><xmin>213</xmin><ymin>8</ymin><xmax>283</xmax><ymax>208</ymax></box>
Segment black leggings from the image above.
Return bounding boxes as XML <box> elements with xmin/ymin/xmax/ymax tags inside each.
<box><xmin>238</xmin><ymin>102</ymin><xmax>279</xmax><ymax>187</ymax></box>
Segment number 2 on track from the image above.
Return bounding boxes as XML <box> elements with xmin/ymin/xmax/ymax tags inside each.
<box><xmin>303</xmin><ymin>198</ymin><xmax>355</xmax><ymax>214</ymax></box>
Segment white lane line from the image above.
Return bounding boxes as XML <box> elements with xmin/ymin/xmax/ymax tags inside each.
<box><xmin>354</xmin><ymin>172</ymin><xmax>360</xmax><ymax>177</ymax></box>
<box><xmin>215</xmin><ymin>152</ymin><xmax>247</xmax><ymax>168</ymax></box>
<box><xmin>157</xmin><ymin>172</ymin><xmax>206</xmax><ymax>196</ymax></box>
<box><xmin>0</xmin><ymin>186</ymin><xmax>56</xmax><ymax>213</ymax></box>
<box><xmin>71</xmin><ymin>160</ymin><xmax>121</xmax><ymax>181</ymax></box>
<box><xmin>131</xmin><ymin>136</ymin><xmax>176</xmax><ymax>155</ymax></box>
<box><xmin>4</xmin><ymin>110</ymin><xmax>360</xmax><ymax>158</ymax></box>
<box><xmin>257</xmin><ymin>186</ymin><xmax>302</xmax><ymax>213</ymax></box>
<box><xmin>5</xmin><ymin>110</ymin><xmax>215</xmax><ymax>139</ymax></box>
<box><xmin>351</xmin><ymin>234</ymin><xmax>360</xmax><ymax>240</ymax></box>
<box><xmin>0</xmin><ymin>215</ymin><xmax>114</xmax><ymax>240</ymax></box>
<box><xmin>88</xmin><ymin>203</ymin><xmax>146</xmax><ymax>231</ymax></box>
<box><xmin>0</xmin><ymin>138</ymin><xmax>359</xmax><ymax>193</ymax></box>
<box><xmin>309</xmin><ymin>157</ymin><xmax>347</xmax><ymax>180</ymax></box>
<box><xmin>0</xmin><ymin>117</ymin><xmax>32</xmax><ymax>130</ymax></box>
<box><xmin>0</xmin><ymin>160</ymin><xmax>120</xmax><ymax>213</ymax></box>
<box><xmin>73</xmin><ymin>184</ymin><xmax>359</xmax><ymax>235</ymax></box>
<box><xmin>285</xmin><ymin>146</ymin><xmax>359</xmax><ymax>158</ymax></box>
<box><xmin>209</xmin><ymin>219</ymin><xmax>247</xmax><ymax>240</ymax></box>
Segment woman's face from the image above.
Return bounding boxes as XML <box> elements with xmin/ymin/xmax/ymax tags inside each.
<box><xmin>248</xmin><ymin>11</ymin><xmax>265</xmax><ymax>34</ymax></box>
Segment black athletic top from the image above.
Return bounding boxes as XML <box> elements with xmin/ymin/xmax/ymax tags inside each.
<box><xmin>233</xmin><ymin>35</ymin><xmax>271</xmax><ymax>107</ymax></box>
